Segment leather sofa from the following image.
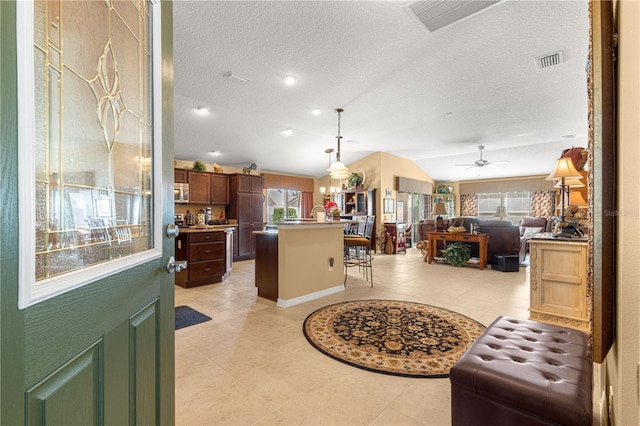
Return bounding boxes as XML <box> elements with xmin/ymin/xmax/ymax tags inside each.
<box><xmin>418</xmin><ymin>218</ymin><xmax>521</xmax><ymax>263</ymax></box>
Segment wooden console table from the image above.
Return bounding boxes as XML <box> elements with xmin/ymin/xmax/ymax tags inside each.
<box><xmin>426</xmin><ymin>231</ymin><xmax>490</xmax><ymax>270</ymax></box>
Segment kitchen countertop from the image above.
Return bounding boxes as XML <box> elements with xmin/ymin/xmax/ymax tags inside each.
<box><xmin>277</xmin><ymin>220</ymin><xmax>350</xmax><ymax>226</ymax></box>
<box><xmin>253</xmin><ymin>230</ymin><xmax>279</xmax><ymax>235</ymax></box>
<box><xmin>179</xmin><ymin>225</ymin><xmax>236</xmax><ymax>233</ymax></box>
<box><xmin>253</xmin><ymin>221</ymin><xmax>347</xmax><ymax>234</ymax></box>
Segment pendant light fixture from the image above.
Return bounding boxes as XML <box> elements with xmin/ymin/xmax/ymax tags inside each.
<box><xmin>327</xmin><ymin>108</ymin><xmax>351</xmax><ymax>179</ymax></box>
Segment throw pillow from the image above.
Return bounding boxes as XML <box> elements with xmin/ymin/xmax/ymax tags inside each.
<box><xmin>522</xmin><ymin>227</ymin><xmax>543</xmax><ymax>238</ymax></box>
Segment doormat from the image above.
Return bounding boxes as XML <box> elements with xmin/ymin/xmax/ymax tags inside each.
<box><xmin>175</xmin><ymin>306</ymin><xmax>212</xmax><ymax>330</ymax></box>
<box><xmin>303</xmin><ymin>299</ymin><xmax>485</xmax><ymax>378</ymax></box>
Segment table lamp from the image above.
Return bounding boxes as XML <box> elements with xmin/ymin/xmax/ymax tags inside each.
<box><xmin>433</xmin><ymin>202</ymin><xmax>448</xmax><ymax>232</ymax></box>
<box><xmin>546</xmin><ymin>157</ymin><xmax>583</xmax><ymax>237</ymax></box>
<box><xmin>494</xmin><ymin>206</ymin><xmax>507</xmax><ymax>220</ymax></box>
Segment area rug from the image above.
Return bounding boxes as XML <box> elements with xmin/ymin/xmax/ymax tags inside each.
<box><xmin>175</xmin><ymin>306</ymin><xmax>212</xmax><ymax>330</ymax></box>
<box><xmin>302</xmin><ymin>299</ymin><xmax>485</xmax><ymax>378</ymax></box>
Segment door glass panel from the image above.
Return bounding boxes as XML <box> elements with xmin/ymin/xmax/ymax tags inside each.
<box><xmin>19</xmin><ymin>0</ymin><xmax>161</xmax><ymax>307</ymax></box>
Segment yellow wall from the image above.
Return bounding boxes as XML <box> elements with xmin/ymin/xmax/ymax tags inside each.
<box><xmin>610</xmin><ymin>1</ymin><xmax>640</xmax><ymax>424</ymax></box>
<box><xmin>277</xmin><ymin>225</ymin><xmax>345</xmax><ymax>301</ymax></box>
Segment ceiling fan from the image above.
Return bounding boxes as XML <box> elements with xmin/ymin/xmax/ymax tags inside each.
<box><xmin>455</xmin><ymin>145</ymin><xmax>507</xmax><ymax>168</ymax></box>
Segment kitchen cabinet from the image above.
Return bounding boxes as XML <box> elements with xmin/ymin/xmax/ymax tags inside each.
<box><xmin>188</xmin><ymin>171</ymin><xmax>211</xmax><ymax>205</ymax></box>
<box><xmin>529</xmin><ymin>238</ymin><xmax>589</xmax><ymax>332</ymax></box>
<box><xmin>174</xmin><ymin>168</ymin><xmax>188</xmax><ymax>183</ymax></box>
<box><xmin>254</xmin><ymin>232</ymin><xmax>279</xmax><ymax>302</ymax></box>
<box><xmin>228</xmin><ymin>174</ymin><xmax>264</xmax><ymax>260</ymax></box>
<box><xmin>181</xmin><ymin>170</ymin><xmax>230</xmax><ymax>206</ymax></box>
<box><xmin>174</xmin><ymin>230</ymin><xmax>231</xmax><ymax>288</ymax></box>
<box><xmin>210</xmin><ymin>173</ymin><xmax>229</xmax><ymax>205</ymax></box>
<box><xmin>234</xmin><ymin>174</ymin><xmax>263</xmax><ymax>193</ymax></box>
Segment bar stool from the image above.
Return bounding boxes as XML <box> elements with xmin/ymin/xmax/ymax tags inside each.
<box><xmin>343</xmin><ymin>216</ymin><xmax>375</xmax><ymax>286</ymax></box>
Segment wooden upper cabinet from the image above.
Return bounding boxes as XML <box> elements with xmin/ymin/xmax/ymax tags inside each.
<box><xmin>210</xmin><ymin>173</ymin><xmax>230</xmax><ymax>205</ymax></box>
<box><xmin>174</xmin><ymin>168</ymin><xmax>188</xmax><ymax>183</ymax></box>
<box><xmin>250</xmin><ymin>175</ymin><xmax>263</xmax><ymax>193</ymax></box>
<box><xmin>188</xmin><ymin>171</ymin><xmax>211</xmax><ymax>204</ymax></box>
<box><xmin>235</xmin><ymin>174</ymin><xmax>263</xmax><ymax>193</ymax></box>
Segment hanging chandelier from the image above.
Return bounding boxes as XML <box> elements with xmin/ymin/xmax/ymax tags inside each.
<box><xmin>327</xmin><ymin>108</ymin><xmax>351</xmax><ymax>179</ymax></box>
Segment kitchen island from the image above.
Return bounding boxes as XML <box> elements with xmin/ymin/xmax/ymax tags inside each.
<box><xmin>254</xmin><ymin>221</ymin><xmax>346</xmax><ymax>307</ymax></box>
<box><xmin>174</xmin><ymin>226</ymin><xmax>235</xmax><ymax>288</ymax></box>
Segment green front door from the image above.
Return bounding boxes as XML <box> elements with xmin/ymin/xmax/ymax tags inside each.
<box><xmin>1</xmin><ymin>1</ymin><xmax>175</xmax><ymax>423</ymax></box>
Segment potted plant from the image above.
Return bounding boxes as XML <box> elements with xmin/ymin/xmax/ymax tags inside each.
<box><xmin>348</xmin><ymin>172</ymin><xmax>363</xmax><ymax>188</ymax></box>
<box><xmin>192</xmin><ymin>160</ymin><xmax>206</xmax><ymax>172</ymax></box>
<box><xmin>441</xmin><ymin>242</ymin><xmax>471</xmax><ymax>267</ymax></box>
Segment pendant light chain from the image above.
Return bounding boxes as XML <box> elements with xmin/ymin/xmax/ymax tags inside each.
<box><xmin>326</xmin><ymin>108</ymin><xmax>350</xmax><ymax>180</ymax></box>
<box><xmin>336</xmin><ymin>108</ymin><xmax>343</xmax><ymax>162</ymax></box>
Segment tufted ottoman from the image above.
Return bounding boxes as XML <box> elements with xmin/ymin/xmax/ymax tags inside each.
<box><xmin>450</xmin><ymin>316</ymin><xmax>592</xmax><ymax>426</ymax></box>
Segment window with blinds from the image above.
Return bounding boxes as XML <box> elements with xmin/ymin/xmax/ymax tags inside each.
<box><xmin>477</xmin><ymin>192</ymin><xmax>531</xmax><ymax>223</ymax></box>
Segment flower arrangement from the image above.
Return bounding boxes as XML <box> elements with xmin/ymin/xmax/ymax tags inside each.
<box><xmin>323</xmin><ymin>201</ymin><xmax>340</xmax><ymax>216</ymax></box>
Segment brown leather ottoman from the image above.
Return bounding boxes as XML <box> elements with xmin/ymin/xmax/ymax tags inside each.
<box><xmin>450</xmin><ymin>316</ymin><xmax>592</xmax><ymax>426</ymax></box>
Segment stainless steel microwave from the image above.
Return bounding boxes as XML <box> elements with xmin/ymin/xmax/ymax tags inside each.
<box><xmin>174</xmin><ymin>183</ymin><xmax>189</xmax><ymax>203</ymax></box>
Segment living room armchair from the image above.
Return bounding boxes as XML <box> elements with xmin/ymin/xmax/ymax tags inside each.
<box><xmin>518</xmin><ymin>217</ymin><xmax>549</xmax><ymax>263</ymax></box>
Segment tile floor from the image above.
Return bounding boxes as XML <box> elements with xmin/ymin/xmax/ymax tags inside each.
<box><xmin>175</xmin><ymin>249</ymin><xmax>531</xmax><ymax>425</ymax></box>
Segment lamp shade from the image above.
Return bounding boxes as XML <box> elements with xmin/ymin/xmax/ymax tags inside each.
<box><xmin>327</xmin><ymin>161</ymin><xmax>350</xmax><ymax>179</ymax></box>
<box><xmin>554</xmin><ymin>178</ymin><xmax>585</xmax><ymax>188</ymax></box>
<box><xmin>432</xmin><ymin>202</ymin><xmax>447</xmax><ymax>216</ymax></box>
<box><xmin>546</xmin><ymin>157</ymin><xmax>583</xmax><ymax>181</ymax></box>
<box><xmin>568</xmin><ymin>191</ymin><xmax>588</xmax><ymax>206</ymax></box>
<box><xmin>494</xmin><ymin>206</ymin><xmax>507</xmax><ymax>219</ymax></box>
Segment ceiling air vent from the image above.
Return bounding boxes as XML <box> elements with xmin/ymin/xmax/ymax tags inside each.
<box><xmin>404</xmin><ymin>0</ymin><xmax>502</xmax><ymax>33</ymax></box>
<box><xmin>223</xmin><ymin>72</ymin><xmax>249</xmax><ymax>85</ymax></box>
<box><xmin>535</xmin><ymin>51</ymin><xmax>564</xmax><ymax>70</ymax></box>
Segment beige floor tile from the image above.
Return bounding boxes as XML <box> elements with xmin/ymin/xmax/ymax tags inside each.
<box><xmin>175</xmin><ymin>249</ymin><xmax>531</xmax><ymax>425</ymax></box>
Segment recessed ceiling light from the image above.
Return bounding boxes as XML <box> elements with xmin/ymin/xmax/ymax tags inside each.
<box><xmin>208</xmin><ymin>150</ymin><xmax>222</xmax><ymax>156</ymax></box>
<box><xmin>443</xmin><ymin>112</ymin><xmax>454</xmax><ymax>117</ymax></box>
<box><xmin>310</xmin><ymin>108</ymin><xmax>322</xmax><ymax>115</ymax></box>
<box><xmin>345</xmin><ymin>139</ymin><xmax>359</xmax><ymax>144</ymax></box>
<box><xmin>281</xmin><ymin>128</ymin><xmax>293</xmax><ymax>136</ymax></box>
<box><xmin>194</xmin><ymin>106</ymin><xmax>210</xmax><ymax>116</ymax></box>
<box><xmin>282</xmin><ymin>75</ymin><xmax>297</xmax><ymax>86</ymax></box>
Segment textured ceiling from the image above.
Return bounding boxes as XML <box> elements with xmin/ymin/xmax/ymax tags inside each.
<box><xmin>173</xmin><ymin>0</ymin><xmax>590</xmax><ymax>182</ymax></box>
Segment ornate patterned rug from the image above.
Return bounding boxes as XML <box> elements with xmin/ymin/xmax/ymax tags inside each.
<box><xmin>302</xmin><ymin>299</ymin><xmax>486</xmax><ymax>378</ymax></box>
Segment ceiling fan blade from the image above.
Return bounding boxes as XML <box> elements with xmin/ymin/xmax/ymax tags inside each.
<box><xmin>490</xmin><ymin>161</ymin><xmax>509</xmax><ymax>165</ymax></box>
<box><xmin>455</xmin><ymin>163</ymin><xmax>476</xmax><ymax>167</ymax></box>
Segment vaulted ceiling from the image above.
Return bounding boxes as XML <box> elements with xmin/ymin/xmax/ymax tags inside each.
<box><xmin>172</xmin><ymin>0</ymin><xmax>590</xmax><ymax>182</ymax></box>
